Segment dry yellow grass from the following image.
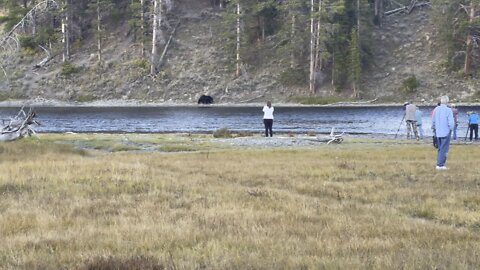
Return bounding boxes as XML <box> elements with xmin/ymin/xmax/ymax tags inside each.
<box><xmin>0</xmin><ymin>135</ymin><xmax>479</xmax><ymax>269</ymax></box>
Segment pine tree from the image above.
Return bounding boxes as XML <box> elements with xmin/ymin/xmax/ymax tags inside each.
<box><xmin>432</xmin><ymin>0</ymin><xmax>480</xmax><ymax>76</ymax></box>
<box><xmin>87</xmin><ymin>0</ymin><xmax>113</xmax><ymax>63</ymax></box>
<box><xmin>349</xmin><ymin>27</ymin><xmax>360</xmax><ymax>97</ymax></box>
<box><xmin>127</xmin><ymin>0</ymin><xmax>147</xmax><ymax>57</ymax></box>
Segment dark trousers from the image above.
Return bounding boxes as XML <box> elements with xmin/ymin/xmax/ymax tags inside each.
<box><xmin>263</xmin><ymin>119</ymin><xmax>273</xmax><ymax>137</ymax></box>
<box><xmin>469</xmin><ymin>124</ymin><xmax>478</xmax><ymax>140</ymax></box>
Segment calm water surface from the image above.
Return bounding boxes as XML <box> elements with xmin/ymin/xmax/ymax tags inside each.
<box><xmin>0</xmin><ymin>106</ymin><xmax>476</xmax><ymax>136</ymax></box>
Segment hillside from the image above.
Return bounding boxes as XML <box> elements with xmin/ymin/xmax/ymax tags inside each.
<box><xmin>0</xmin><ymin>1</ymin><xmax>479</xmax><ymax>104</ymax></box>
<box><xmin>364</xmin><ymin>7</ymin><xmax>480</xmax><ymax>104</ymax></box>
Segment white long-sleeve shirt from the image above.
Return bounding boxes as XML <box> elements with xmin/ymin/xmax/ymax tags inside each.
<box><xmin>262</xmin><ymin>106</ymin><xmax>274</xmax><ymax>119</ymax></box>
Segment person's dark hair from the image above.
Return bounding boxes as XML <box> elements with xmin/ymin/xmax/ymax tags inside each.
<box><xmin>267</xmin><ymin>101</ymin><xmax>272</xmax><ymax>108</ymax></box>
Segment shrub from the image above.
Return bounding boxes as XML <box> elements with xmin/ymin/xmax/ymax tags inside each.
<box><xmin>402</xmin><ymin>75</ymin><xmax>418</xmax><ymax>94</ymax></box>
<box><xmin>73</xmin><ymin>94</ymin><xmax>97</xmax><ymax>103</ymax></box>
<box><xmin>0</xmin><ymin>91</ymin><xmax>27</xmax><ymax>101</ymax></box>
<box><xmin>132</xmin><ymin>58</ymin><xmax>149</xmax><ymax>70</ymax></box>
<box><xmin>279</xmin><ymin>67</ymin><xmax>307</xmax><ymax>86</ymax></box>
<box><xmin>213</xmin><ymin>127</ymin><xmax>232</xmax><ymax>138</ymax></box>
<box><xmin>61</xmin><ymin>61</ymin><xmax>80</xmax><ymax>76</ymax></box>
<box><xmin>18</xmin><ymin>35</ymin><xmax>36</xmax><ymax>50</ymax></box>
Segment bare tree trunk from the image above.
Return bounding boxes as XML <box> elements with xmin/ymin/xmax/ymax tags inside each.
<box><xmin>32</xmin><ymin>0</ymin><xmax>37</xmax><ymax>35</ymax></box>
<box><xmin>309</xmin><ymin>0</ymin><xmax>316</xmax><ymax>95</ymax></box>
<box><xmin>314</xmin><ymin>0</ymin><xmax>322</xmax><ymax>72</ymax></box>
<box><xmin>464</xmin><ymin>3</ymin><xmax>475</xmax><ymax>75</ymax></box>
<box><xmin>261</xmin><ymin>16</ymin><xmax>265</xmax><ymax>42</ymax></box>
<box><xmin>150</xmin><ymin>0</ymin><xmax>164</xmax><ymax>75</ymax></box>
<box><xmin>291</xmin><ymin>14</ymin><xmax>296</xmax><ymax>68</ymax></box>
<box><xmin>357</xmin><ymin>0</ymin><xmax>360</xmax><ymax>40</ymax></box>
<box><xmin>151</xmin><ymin>0</ymin><xmax>159</xmax><ymax>75</ymax></box>
<box><xmin>374</xmin><ymin>0</ymin><xmax>383</xmax><ymax>26</ymax></box>
<box><xmin>354</xmin><ymin>0</ymin><xmax>360</xmax><ymax>98</ymax></box>
<box><xmin>141</xmin><ymin>0</ymin><xmax>145</xmax><ymax>57</ymax></box>
<box><xmin>331</xmin><ymin>44</ymin><xmax>335</xmax><ymax>86</ymax></box>
<box><xmin>236</xmin><ymin>2</ymin><xmax>241</xmax><ymax>77</ymax></box>
<box><xmin>62</xmin><ymin>0</ymin><xmax>70</xmax><ymax>62</ymax></box>
<box><xmin>96</xmin><ymin>0</ymin><xmax>102</xmax><ymax>63</ymax></box>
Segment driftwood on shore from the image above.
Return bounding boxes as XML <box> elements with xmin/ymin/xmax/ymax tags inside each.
<box><xmin>329</xmin><ymin>98</ymin><xmax>378</xmax><ymax>106</ymax></box>
<box><xmin>316</xmin><ymin>128</ymin><xmax>344</xmax><ymax>144</ymax></box>
<box><xmin>0</xmin><ymin>107</ymin><xmax>39</xmax><ymax>141</ymax></box>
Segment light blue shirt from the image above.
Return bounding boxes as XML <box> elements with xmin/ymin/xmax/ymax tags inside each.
<box><xmin>415</xmin><ymin>109</ymin><xmax>422</xmax><ymax>126</ymax></box>
<box><xmin>468</xmin><ymin>113</ymin><xmax>479</xmax><ymax>124</ymax></box>
<box><xmin>431</xmin><ymin>104</ymin><xmax>454</xmax><ymax>137</ymax></box>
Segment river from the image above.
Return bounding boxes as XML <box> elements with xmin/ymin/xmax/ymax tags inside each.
<box><xmin>0</xmin><ymin>105</ymin><xmax>476</xmax><ymax>137</ymax></box>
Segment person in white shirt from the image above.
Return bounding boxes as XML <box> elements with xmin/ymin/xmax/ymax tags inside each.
<box><xmin>262</xmin><ymin>101</ymin><xmax>274</xmax><ymax>137</ymax></box>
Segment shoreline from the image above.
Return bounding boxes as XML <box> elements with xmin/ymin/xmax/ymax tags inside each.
<box><xmin>0</xmin><ymin>98</ymin><xmax>478</xmax><ymax>108</ymax></box>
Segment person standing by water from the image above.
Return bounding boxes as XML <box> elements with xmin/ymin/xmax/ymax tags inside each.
<box><xmin>467</xmin><ymin>111</ymin><xmax>479</xmax><ymax>141</ymax></box>
<box><xmin>404</xmin><ymin>102</ymin><xmax>419</xmax><ymax>140</ymax></box>
<box><xmin>450</xmin><ymin>104</ymin><xmax>459</xmax><ymax>140</ymax></box>
<box><xmin>262</xmin><ymin>101</ymin><xmax>274</xmax><ymax>137</ymax></box>
<box><xmin>415</xmin><ymin>107</ymin><xmax>424</xmax><ymax>139</ymax></box>
<box><xmin>431</xmin><ymin>95</ymin><xmax>454</xmax><ymax>170</ymax></box>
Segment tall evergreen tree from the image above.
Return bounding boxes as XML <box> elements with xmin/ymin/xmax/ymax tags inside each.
<box><xmin>349</xmin><ymin>27</ymin><xmax>360</xmax><ymax>97</ymax></box>
<box><xmin>87</xmin><ymin>0</ymin><xmax>113</xmax><ymax>63</ymax></box>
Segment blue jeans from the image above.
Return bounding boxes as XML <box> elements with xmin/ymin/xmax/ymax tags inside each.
<box><xmin>436</xmin><ymin>134</ymin><xmax>451</xmax><ymax>167</ymax></box>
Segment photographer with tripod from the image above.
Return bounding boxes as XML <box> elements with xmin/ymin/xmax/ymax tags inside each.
<box><xmin>404</xmin><ymin>102</ymin><xmax>420</xmax><ymax>140</ymax></box>
<box><xmin>467</xmin><ymin>111</ymin><xmax>479</xmax><ymax>141</ymax></box>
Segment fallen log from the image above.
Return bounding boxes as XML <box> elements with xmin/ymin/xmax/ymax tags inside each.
<box><xmin>157</xmin><ymin>21</ymin><xmax>180</xmax><ymax>70</ymax></box>
<box><xmin>385</xmin><ymin>1</ymin><xmax>430</xmax><ymax>16</ymax></box>
<box><xmin>0</xmin><ymin>107</ymin><xmax>40</xmax><ymax>141</ymax></box>
<box><xmin>407</xmin><ymin>0</ymin><xmax>418</xmax><ymax>14</ymax></box>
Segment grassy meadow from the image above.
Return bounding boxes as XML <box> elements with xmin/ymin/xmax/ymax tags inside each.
<box><xmin>0</xmin><ymin>134</ymin><xmax>479</xmax><ymax>269</ymax></box>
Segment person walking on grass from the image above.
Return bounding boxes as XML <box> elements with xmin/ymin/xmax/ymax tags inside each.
<box><xmin>451</xmin><ymin>104</ymin><xmax>459</xmax><ymax>140</ymax></box>
<box><xmin>404</xmin><ymin>102</ymin><xmax>419</xmax><ymax>140</ymax></box>
<box><xmin>467</xmin><ymin>111</ymin><xmax>479</xmax><ymax>141</ymax></box>
<box><xmin>262</xmin><ymin>101</ymin><xmax>274</xmax><ymax>137</ymax></box>
<box><xmin>415</xmin><ymin>107</ymin><xmax>424</xmax><ymax>139</ymax></box>
<box><xmin>431</xmin><ymin>95</ymin><xmax>454</xmax><ymax>170</ymax></box>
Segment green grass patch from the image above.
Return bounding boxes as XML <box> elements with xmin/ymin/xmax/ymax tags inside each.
<box><xmin>72</xmin><ymin>94</ymin><xmax>97</xmax><ymax>103</ymax></box>
<box><xmin>111</xmin><ymin>144</ymin><xmax>141</xmax><ymax>152</ymax></box>
<box><xmin>213</xmin><ymin>127</ymin><xmax>232</xmax><ymax>138</ymax></box>
<box><xmin>290</xmin><ymin>96</ymin><xmax>347</xmax><ymax>105</ymax></box>
<box><xmin>0</xmin><ymin>90</ymin><xmax>27</xmax><ymax>101</ymax></box>
<box><xmin>158</xmin><ymin>144</ymin><xmax>197</xmax><ymax>152</ymax></box>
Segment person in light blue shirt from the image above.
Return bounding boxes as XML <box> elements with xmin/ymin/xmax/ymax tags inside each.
<box><xmin>467</xmin><ymin>111</ymin><xmax>479</xmax><ymax>141</ymax></box>
<box><xmin>415</xmin><ymin>108</ymin><xmax>423</xmax><ymax>139</ymax></box>
<box><xmin>431</xmin><ymin>96</ymin><xmax>454</xmax><ymax>170</ymax></box>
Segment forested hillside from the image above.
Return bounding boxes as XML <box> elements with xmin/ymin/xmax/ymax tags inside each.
<box><xmin>0</xmin><ymin>0</ymin><xmax>480</xmax><ymax>104</ymax></box>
